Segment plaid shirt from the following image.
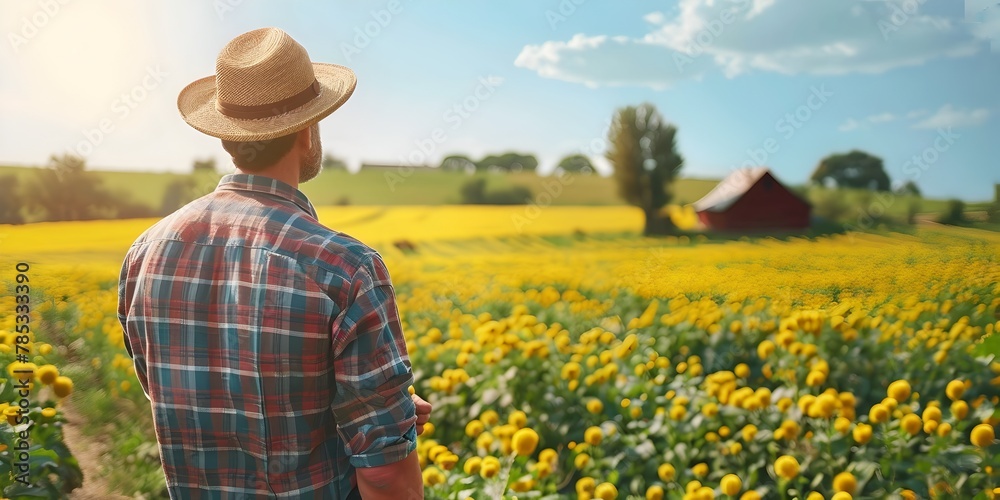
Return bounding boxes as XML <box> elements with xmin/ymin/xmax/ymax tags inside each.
<box><xmin>117</xmin><ymin>173</ymin><xmax>417</xmax><ymax>499</ymax></box>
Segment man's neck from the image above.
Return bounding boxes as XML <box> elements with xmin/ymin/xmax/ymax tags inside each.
<box><xmin>235</xmin><ymin>160</ymin><xmax>300</xmax><ymax>190</ymax></box>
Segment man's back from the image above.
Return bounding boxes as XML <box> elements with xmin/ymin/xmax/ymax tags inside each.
<box><xmin>118</xmin><ymin>174</ymin><xmax>417</xmax><ymax>498</ymax></box>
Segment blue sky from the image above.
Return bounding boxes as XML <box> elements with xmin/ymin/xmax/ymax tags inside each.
<box><xmin>1</xmin><ymin>0</ymin><xmax>998</xmax><ymax>200</ymax></box>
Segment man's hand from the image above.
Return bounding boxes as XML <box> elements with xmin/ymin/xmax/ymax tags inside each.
<box><xmin>412</xmin><ymin>393</ymin><xmax>431</xmax><ymax>435</ymax></box>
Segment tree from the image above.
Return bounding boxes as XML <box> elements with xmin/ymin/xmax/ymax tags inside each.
<box><xmin>896</xmin><ymin>180</ymin><xmax>921</xmax><ymax>196</ymax></box>
<box><xmin>811</xmin><ymin>150</ymin><xmax>890</xmax><ymax>191</ymax></box>
<box><xmin>439</xmin><ymin>155</ymin><xmax>476</xmax><ymax>174</ymax></box>
<box><xmin>606</xmin><ymin>103</ymin><xmax>684</xmax><ymax>235</ymax></box>
<box><xmin>322</xmin><ymin>154</ymin><xmax>347</xmax><ymax>171</ymax></box>
<box><xmin>477</xmin><ymin>152</ymin><xmax>538</xmax><ymax>173</ymax></box>
<box><xmin>192</xmin><ymin>157</ymin><xmax>217</xmax><ymax>173</ymax></box>
<box><xmin>160</xmin><ymin>177</ymin><xmax>197</xmax><ymax>215</ymax></box>
<box><xmin>937</xmin><ymin>199</ymin><xmax>966</xmax><ymax>225</ymax></box>
<box><xmin>556</xmin><ymin>154</ymin><xmax>595</xmax><ymax>174</ymax></box>
<box><xmin>0</xmin><ymin>175</ymin><xmax>24</xmax><ymax>224</ymax></box>
<box><xmin>29</xmin><ymin>154</ymin><xmax>113</xmax><ymax>221</ymax></box>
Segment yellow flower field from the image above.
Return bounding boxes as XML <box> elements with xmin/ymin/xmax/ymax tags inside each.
<box><xmin>1</xmin><ymin>206</ymin><xmax>998</xmax><ymax>499</ymax></box>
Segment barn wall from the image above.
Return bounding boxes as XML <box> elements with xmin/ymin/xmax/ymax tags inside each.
<box><xmin>698</xmin><ymin>173</ymin><xmax>811</xmax><ymax>231</ymax></box>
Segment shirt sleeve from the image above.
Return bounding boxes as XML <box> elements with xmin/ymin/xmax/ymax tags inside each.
<box><xmin>330</xmin><ymin>256</ymin><xmax>417</xmax><ymax>468</ymax></box>
<box><xmin>117</xmin><ymin>246</ymin><xmax>150</xmax><ymax>397</ymax></box>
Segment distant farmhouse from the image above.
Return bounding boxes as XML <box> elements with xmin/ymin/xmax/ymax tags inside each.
<box><xmin>693</xmin><ymin>168</ymin><xmax>811</xmax><ymax>231</ymax></box>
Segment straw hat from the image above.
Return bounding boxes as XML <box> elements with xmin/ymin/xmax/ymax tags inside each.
<box><xmin>178</xmin><ymin>27</ymin><xmax>356</xmax><ymax>142</ymax></box>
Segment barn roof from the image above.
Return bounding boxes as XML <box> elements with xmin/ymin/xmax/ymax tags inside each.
<box><xmin>692</xmin><ymin>167</ymin><xmax>770</xmax><ymax>213</ymax></box>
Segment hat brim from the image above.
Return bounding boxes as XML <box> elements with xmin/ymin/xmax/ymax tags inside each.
<box><xmin>177</xmin><ymin>63</ymin><xmax>356</xmax><ymax>142</ymax></box>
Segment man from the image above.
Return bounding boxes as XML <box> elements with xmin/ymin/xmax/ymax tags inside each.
<box><xmin>118</xmin><ymin>27</ymin><xmax>429</xmax><ymax>499</ymax></box>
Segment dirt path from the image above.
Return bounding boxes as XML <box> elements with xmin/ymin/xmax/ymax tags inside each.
<box><xmin>61</xmin><ymin>402</ymin><xmax>130</xmax><ymax>500</ymax></box>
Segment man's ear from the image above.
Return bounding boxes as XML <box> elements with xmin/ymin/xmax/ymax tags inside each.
<box><xmin>297</xmin><ymin>125</ymin><xmax>313</xmax><ymax>152</ymax></box>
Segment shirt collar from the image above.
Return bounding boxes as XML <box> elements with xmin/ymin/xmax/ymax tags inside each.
<box><xmin>215</xmin><ymin>173</ymin><xmax>318</xmax><ymax>219</ymax></box>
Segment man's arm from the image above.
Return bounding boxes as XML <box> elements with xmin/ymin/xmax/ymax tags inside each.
<box><xmin>117</xmin><ymin>247</ymin><xmax>150</xmax><ymax>396</ymax></box>
<box><xmin>356</xmin><ymin>450</ymin><xmax>422</xmax><ymax>499</ymax></box>
<box><xmin>330</xmin><ymin>258</ymin><xmax>421</xmax><ymax>495</ymax></box>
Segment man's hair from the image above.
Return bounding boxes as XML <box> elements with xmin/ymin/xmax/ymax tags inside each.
<box><xmin>221</xmin><ymin>131</ymin><xmax>299</xmax><ymax>171</ymax></box>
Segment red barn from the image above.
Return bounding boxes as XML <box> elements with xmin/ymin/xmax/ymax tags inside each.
<box><xmin>693</xmin><ymin>168</ymin><xmax>811</xmax><ymax>231</ymax></box>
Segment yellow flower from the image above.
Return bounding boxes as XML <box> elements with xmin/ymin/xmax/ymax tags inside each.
<box><xmin>52</xmin><ymin>376</ymin><xmax>74</xmax><ymax>398</ymax></box>
<box><xmin>721</xmin><ymin>474</ymin><xmax>742</xmax><ymax>495</ymax></box>
<box><xmin>594</xmin><ymin>482</ymin><xmax>618</xmax><ymax>500</ymax></box>
<box><xmin>887</xmin><ymin>380</ymin><xmax>911</xmax><ymax>402</ymax></box>
<box><xmin>971</xmin><ymin>423</ymin><xmax>995</xmax><ymax>448</ymax></box>
<box><xmin>774</xmin><ymin>455</ymin><xmax>800</xmax><ymax>480</ymax></box>
<box><xmin>508</xmin><ymin>410</ymin><xmax>527</xmax><ymax>428</ymax></box>
<box><xmin>740</xmin><ymin>492</ymin><xmax>761</xmax><ymax>500</ymax></box>
<box><xmin>853</xmin><ymin>423</ymin><xmax>873</xmax><ymax>444</ymax></box>
<box><xmin>922</xmin><ymin>406</ymin><xmax>942</xmax><ymax>423</ymax></box>
<box><xmin>587</xmin><ymin>399</ymin><xmax>604</xmax><ymax>414</ymax></box>
<box><xmin>41</xmin><ymin>407</ymin><xmax>57</xmax><ymax>418</ymax></box>
<box><xmin>900</xmin><ymin>414</ymin><xmax>922</xmax><ymax>435</ymax></box>
<box><xmin>539</xmin><ymin>447</ymin><xmax>558</xmax><ymax>465</ymax></box>
<box><xmin>945</xmin><ymin>379</ymin><xmax>965</xmax><ymax>401</ymax></box>
<box><xmin>834</xmin><ymin>417</ymin><xmax>852</xmax><ymax>434</ymax></box>
<box><xmin>670</xmin><ymin>405</ymin><xmax>687</xmax><ymax>421</ymax></box>
<box><xmin>936</xmin><ymin>422</ymin><xmax>952</xmax><ymax>436</ymax></box>
<box><xmin>806</xmin><ymin>493</ymin><xmax>824</xmax><ymax>500</ymax></box>
<box><xmin>512</xmin><ymin>427</ymin><xmax>539</xmax><ymax>456</ymax></box>
<box><xmin>480</xmin><ymin>456</ymin><xmax>500</xmax><ymax>478</ymax></box>
<box><xmin>868</xmin><ymin>404</ymin><xmax>889</xmax><ymax>424</ymax></box>
<box><xmin>833</xmin><ymin>472</ymin><xmax>857</xmax><ymax>494</ymax></box>
<box><xmin>757</xmin><ymin>340</ymin><xmax>775</xmax><ymax>360</ymax></box>
<box><xmin>574</xmin><ymin>453</ymin><xmax>591</xmax><ymax>469</ymax></box>
<box><xmin>831</xmin><ymin>493</ymin><xmax>852</xmax><ymax>500</ymax></box>
<box><xmin>534</xmin><ymin>460</ymin><xmax>552</xmax><ymax>478</ymax></box>
<box><xmin>950</xmin><ymin>400</ymin><xmax>969</xmax><ymax>420</ymax></box>
<box><xmin>646</xmin><ymin>485</ymin><xmax>664</xmax><ymax>500</ymax></box>
<box><xmin>421</xmin><ymin>466</ymin><xmax>445</xmax><ymax>486</ymax></box>
<box><xmin>476</xmin><ymin>431</ymin><xmax>494</xmax><ymax>450</ymax></box>
<box><xmin>465</xmin><ymin>419</ymin><xmax>485</xmax><ymax>438</ymax></box>
<box><xmin>701</xmin><ymin>402</ymin><xmax>719</xmax><ymax>418</ymax></box>
<box><xmin>691</xmin><ymin>462</ymin><xmax>708</xmax><ymax>477</ymax></box>
<box><xmin>735</xmin><ymin>363</ymin><xmax>750</xmax><ymax>378</ymax></box>
<box><xmin>658</xmin><ymin>463</ymin><xmax>676</xmax><ymax>482</ymax></box>
<box><xmin>584</xmin><ymin>426</ymin><xmax>602</xmax><ymax>446</ymax></box>
<box><xmin>741</xmin><ymin>424</ymin><xmax>758</xmax><ymax>441</ymax></box>
<box><xmin>36</xmin><ymin>364</ymin><xmax>59</xmax><ymax>385</ymax></box>
<box><xmin>480</xmin><ymin>410</ymin><xmax>499</xmax><ymax>426</ymax></box>
<box><xmin>576</xmin><ymin>477</ymin><xmax>596</xmax><ymax>494</ymax></box>
<box><xmin>463</xmin><ymin>456</ymin><xmax>482</xmax><ymax>475</ymax></box>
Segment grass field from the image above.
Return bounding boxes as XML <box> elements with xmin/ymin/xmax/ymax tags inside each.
<box><xmin>2</xmin><ymin>165</ymin><xmax>993</xmax><ymax>228</ymax></box>
<box><xmin>2</xmin><ymin>165</ymin><xmax>713</xmax><ymax>207</ymax></box>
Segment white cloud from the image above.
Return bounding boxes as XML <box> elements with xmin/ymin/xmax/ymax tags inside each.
<box><xmin>838</xmin><ymin>118</ymin><xmax>861</xmax><ymax>132</ymax></box>
<box><xmin>867</xmin><ymin>112</ymin><xmax>897</xmax><ymax>124</ymax></box>
<box><xmin>516</xmin><ymin>0</ymin><xmax>982</xmax><ymax>88</ymax></box>
<box><xmin>837</xmin><ymin>105</ymin><xmax>989</xmax><ymax>132</ymax></box>
<box><xmin>912</xmin><ymin>104</ymin><xmax>991</xmax><ymax>129</ymax></box>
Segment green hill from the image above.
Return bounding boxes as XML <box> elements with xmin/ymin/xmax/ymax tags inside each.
<box><xmin>0</xmin><ymin>164</ymin><xmax>721</xmax><ymax>208</ymax></box>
